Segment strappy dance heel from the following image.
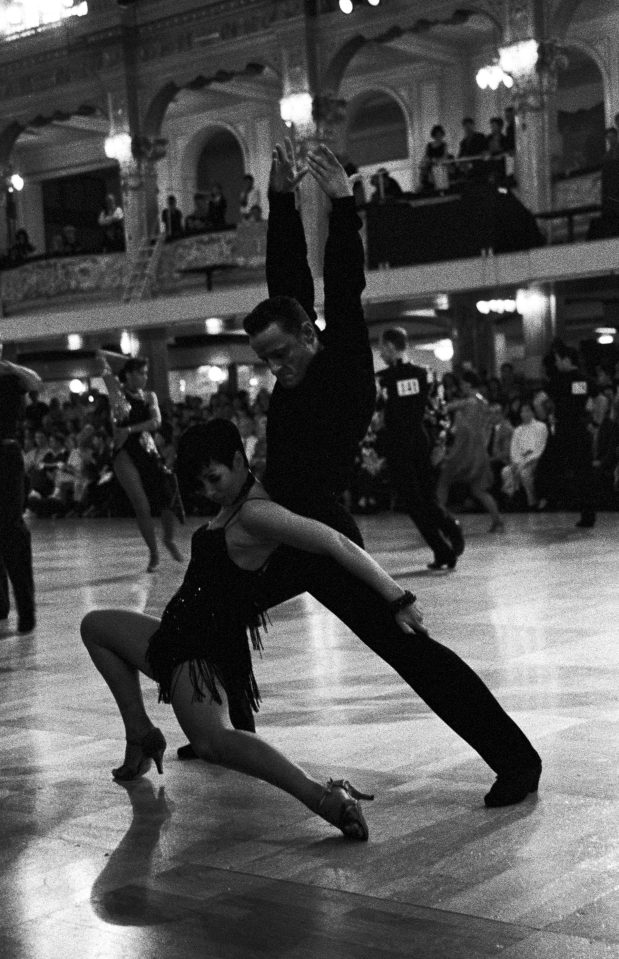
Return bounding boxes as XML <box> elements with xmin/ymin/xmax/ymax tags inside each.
<box><xmin>317</xmin><ymin>778</ymin><xmax>374</xmax><ymax>841</ymax></box>
<box><xmin>112</xmin><ymin>727</ymin><xmax>167</xmax><ymax>782</ymax></box>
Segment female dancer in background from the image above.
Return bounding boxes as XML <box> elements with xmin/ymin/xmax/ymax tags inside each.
<box><xmin>98</xmin><ymin>352</ymin><xmax>183</xmax><ymax>571</ymax></box>
<box><xmin>81</xmin><ymin>420</ymin><xmax>541</xmax><ymax>846</ymax></box>
<box><xmin>437</xmin><ymin>370</ymin><xmax>504</xmax><ymax>532</ymax></box>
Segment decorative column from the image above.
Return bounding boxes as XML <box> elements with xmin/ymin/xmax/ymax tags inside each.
<box><xmin>499</xmin><ymin>0</ymin><xmax>566</xmax><ymax>216</ymax></box>
<box><xmin>516</xmin><ymin>283</ymin><xmax>556</xmax><ymax>380</ymax></box>
<box><xmin>139</xmin><ymin>326</ymin><xmax>171</xmax><ymax>408</ymax></box>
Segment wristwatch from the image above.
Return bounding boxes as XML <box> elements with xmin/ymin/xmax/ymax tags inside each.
<box><xmin>389</xmin><ymin>590</ymin><xmax>416</xmax><ymax>613</ymax></box>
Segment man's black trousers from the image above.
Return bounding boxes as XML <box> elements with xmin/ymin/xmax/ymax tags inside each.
<box><xmin>0</xmin><ymin>441</ymin><xmax>35</xmax><ymax>622</ymax></box>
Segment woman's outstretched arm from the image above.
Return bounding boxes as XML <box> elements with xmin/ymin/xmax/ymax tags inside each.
<box><xmin>239</xmin><ymin>500</ymin><xmax>427</xmax><ymax>635</ymax></box>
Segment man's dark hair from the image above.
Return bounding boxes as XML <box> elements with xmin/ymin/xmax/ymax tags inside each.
<box><xmin>243</xmin><ymin>295</ymin><xmax>312</xmax><ymax>336</ymax></box>
<box><xmin>490</xmin><ymin>116</ymin><xmax>504</xmax><ymax>129</ymax></box>
<box><xmin>382</xmin><ymin>327</ymin><xmax>408</xmax><ymax>352</ymax></box>
<box><xmin>431</xmin><ymin>124</ymin><xmax>445</xmax><ymax>138</ymax></box>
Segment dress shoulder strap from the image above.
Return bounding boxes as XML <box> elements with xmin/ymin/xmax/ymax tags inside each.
<box><xmin>222</xmin><ymin>496</ymin><xmax>268</xmax><ymax>528</ymax></box>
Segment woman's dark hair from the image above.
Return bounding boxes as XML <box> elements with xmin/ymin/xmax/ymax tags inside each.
<box><xmin>244</xmin><ymin>295</ymin><xmax>315</xmax><ymax>336</ymax></box>
<box><xmin>119</xmin><ymin>357</ymin><xmax>148</xmax><ymax>382</ymax></box>
<box><xmin>176</xmin><ymin>419</ymin><xmax>248</xmax><ymax>479</ymax></box>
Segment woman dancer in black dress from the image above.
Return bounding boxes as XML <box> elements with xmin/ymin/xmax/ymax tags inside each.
<box><xmin>82</xmin><ymin>420</ymin><xmax>541</xmax><ymax>843</ymax></box>
<box><xmin>98</xmin><ymin>353</ymin><xmax>182</xmax><ymax>571</ymax></box>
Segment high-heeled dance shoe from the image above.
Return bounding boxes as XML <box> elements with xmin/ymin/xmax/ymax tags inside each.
<box><xmin>146</xmin><ymin>552</ymin><xmax>160</xmax><ymax>573</ymax></box>
<box><xmin>484</xmin><ymin>762</ymin><xmax>541</xmax><ymax>807</ymax></box>
<box><xmin>317</xmin><ymin>778</ymin><xmax>374</xmax><ymax>841</ymax></box>
<box><xmin>112</xmin><ymin>727</ymin><xmax>167</xmax><ymax>782</ymax></box>
<box><xmin>447</xmin><ymin>519</ymin><xmax>465</xmax><ymax>557</ymax></box>
<box><xmin>163</xmin><ymin>539</ymin><xmax>183</xmax><ymax>563</ymax></box>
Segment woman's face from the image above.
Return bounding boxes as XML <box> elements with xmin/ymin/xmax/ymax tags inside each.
<box><xmin>199</xmin><ymin>452</ymin><xmax>245</xmax><ymax>506</ymax></box>
<box><xmin>125</xmin><ymin>366</ymin><xmax>148</xmax><ymax>391</ymax></box>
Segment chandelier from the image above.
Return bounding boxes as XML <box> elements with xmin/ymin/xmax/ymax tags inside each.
<box><xmin>0</xmin><ymin>1</ymin><xmax>87</xmax><ymax>38</ymax></box>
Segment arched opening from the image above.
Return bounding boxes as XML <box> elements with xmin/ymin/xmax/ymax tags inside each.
<box><xmin>194</xmin><ymin>127</ymin><xmax>245</xmax><ymax>226</ymax></box>
<box><xmin>345</xmin><ymin>90</ymin><xmax>408</xmax><ymax>167</ymax></box>
<box><xmin>554</xmin><ymin>45</ymin><xmax>606</xmax><ymax>176</ymax></box>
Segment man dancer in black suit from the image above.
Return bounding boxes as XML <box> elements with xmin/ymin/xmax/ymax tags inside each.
<box><xmin>377</xmin><ymin>326</ymin><xmax>464</xmax><ymax>569</ymax></box>
<box><xmin>178</xmin><ymin>143</ymin><xmax>541</xmax><ymax>808</ymax></box>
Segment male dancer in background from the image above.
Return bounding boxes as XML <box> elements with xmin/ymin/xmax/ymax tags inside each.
<box><xmin>0</xmin><ymin>343</ymin><xmax>41</xmax><ymax>634</ymax></box>
<box><xmin>377</xmin><ymin>326</ymin><xmax>464</xmax><ymax>570</ymax></box>
<box><xmin>177</xmin><ymin>145</ymin><xmax>542</xmax><ymax>810</ymax></box>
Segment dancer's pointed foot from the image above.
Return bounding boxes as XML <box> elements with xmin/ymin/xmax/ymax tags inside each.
<box><xmin>112</xmin><ymin>727</ymin><xmax>167</xmax><ymax>782</ymax></box>
<box><xmin>484</xmin><ymin>763</ymin><xmax>541</xmax><ymax>807</ymax></box>
<box><xmin>317</xmin><ymin>778</ymin><xmax>374</xmax><ymax>840</ymax></box>
<box><xmin>164</xmin><ymin>539</ymin><xmax>183</xmax><ymax>562</ymax></box>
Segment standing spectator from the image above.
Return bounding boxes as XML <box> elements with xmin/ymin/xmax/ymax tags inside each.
<box><xmin>161</xmin><ymin>195</ymin><xmax>183</xmax><ymax>240</ymax></box>
<box><xmin>419</xmin><ymin>125</ymin><xmax>453</xmax><ymax>193</ymax></box>
<box><xmin>61</xmin><ymin>225</ymin><xmax>81</xmax><ymax>256</ymax></box>
<box><xmin>457</xmin><ymin>117</ymin><xmax>488</xmax><ymax>180</ymax></box>
<box><xmin>207</xmin><ymin>183</ymin><xmax>227</xmax><ymax>230</ymax></box>
<box><xmin>501</xmin><ymin>401</ymin><xmax>548</xmax><ymax>508</ymax></box>
<box><xmin>369</xmin><ymin>167</ymin><xmax>403</xmax><ymax>200</ymax></box>
<box><xmin>8</xmin><ymin>228</ymin><xmax>35</xmax><ymax>267</ymax></box>
<box><xmin>239</xmin><ymin>174</ymin><xmax>262</xmax><ymax>221</ymax></box>
<box><xmin>98</xmin><ymin>194</ymin><xmax>124</xmax><ymax>252</ymax></box>
<box><xmin>184</xmin><ymin>193</ymin><xmax>210</xmax><ymax>235</ymax></box>
<box><xmin>504</xmin><ymin>106</ymin><xmax>516</xmax><ymax>154</ymax></box>
<box><xmin>486</xmin><ymin>116</ymin><xmax>507</xmax><ymax>182</ymax></box>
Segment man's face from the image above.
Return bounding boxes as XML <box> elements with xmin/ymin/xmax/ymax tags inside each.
<box><xmin>249</xmin><ymin>321</ymin><xmax>317</xmax><ymax>389</ymax></box>
<box><xmin>379</xmin><ymin>340</ymin><xmax>397</xmax><ymax>366</ymax></box>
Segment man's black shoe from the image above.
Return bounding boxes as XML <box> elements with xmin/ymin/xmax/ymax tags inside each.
<box><xmin>427</xmin><ymin>555</ymin><xmax>456</xmax><ymax>571</ymax></box>
<box><xmin>177</xmin><ymin>743</ymin><xmax>198</xmax><ymax>760</ymax></box>
<box><xmin>484</xmin><ymin>764</ymin><xmax>541</xmax><ymax>807</ymax></box>
<box><xmin>17</xmin><ymin>616</ymin><xmax>36</xmax><ymax>634</ymax></box>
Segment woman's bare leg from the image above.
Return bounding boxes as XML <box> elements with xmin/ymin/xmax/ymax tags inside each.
<box><xmin>114</xmin><ymin>451</ymin><xmax>159</xmax><ymax>564</ymax></box>
<box><xmin>161</xmin><ymin>507</ymin><xmax>182</xmax><ymax>561</ymax></box>
<box><xmin>170</xmin><ymin>664</ymin><xmax>326</xmax><ymax>812</ymax></box>
<box><xmin>471</xmin><ymin>481</ymin><xmax>503</xmax><ymax>526</ymax></box>
<box><xmin>81</xmin><ymin>609</ymin><xmax>160</xmax><ymax>766</ymax></box>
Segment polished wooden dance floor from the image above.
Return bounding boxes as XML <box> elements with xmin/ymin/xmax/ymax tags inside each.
<box><xmin>0</xmin><ymin>511</ymin><xmax>617</xmax><ymax>958</ymax></box>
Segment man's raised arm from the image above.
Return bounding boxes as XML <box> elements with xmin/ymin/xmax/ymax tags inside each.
<box><xmin>306</xmin><ymin>146</ymin><xmax>367</xmax><ymax>355</ymax></box>
<box><xmin>265</xmin><ymin>139</ymin><xmax>316</xmax><ymax>321</ymax></box>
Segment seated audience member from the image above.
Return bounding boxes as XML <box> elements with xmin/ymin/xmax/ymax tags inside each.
<box><xmin>24</xmin><ymin>429</ymin><xmax>52</xmax><ymax>486</ymax></box>
<box><xmin>239</xmin><ymin>174</ymin><xmax>262</xmax><ymax>221</ymax></box>
<box><xmin>27</xmin><ymin>432</ymin><xmax>69</xmax><ymax>515</ymax></box>
<box><xmin>370</xmin><ymin>167</ymin><xmax>403</xmax><ymax>201</ymax></box>
<box><xmin>98</xmin><ymin>194</ymin><xmax>125</xmax><ymax>252</ymax></box>
<box><xmin>487</xmin><ymin>403</ymin><xmax>514</xmax><ymax>497</ymax></box>
<box><xmin>61</xmin><ymin>225</ymin><xmax>81</xmax><ymax>256</ymax></box>
<box><xmin>8</xmin><ymin>228</ymin><xmax>35</xmax><ymax>266</ymax></box>
<box><xmin>81</xmin><ymin>431</ymin><xmax>114</xmax><ymax>517</ymax></box>
<box><xmin>207</xmin><ymin>183</ymin><xmax>227</xmax><ymax>229</ymax></box>
<box><xmin>419</xmin><ymin>125</ymin><xmax>453</xmax><ymax>193</ymax></box>
<box><xmin>236</xmin><ymin>412</ymin><xmax>258</xmax><ymax>463</ymax></box>
<box><xmin>351</xmin><ymin>411</ymin><xmax>389</xmax><ymax>514</ymax></box>
<box><xmin>457</xmin><ymin>117</ymin><xmax>488</xmax><ymax>180</ymax></box>
<box><xmin>184</xmin><ymin>193</ymin><xmax>210</xmax><ymax>235</ymax></box>
<box><xmin>501</xmin><ymin>401</ymin><xmax>548</xmax><ymax>508</ymax></box>
<box><xmin>161</xmin><ymin>195</ymin><xmax>184</xmax><ymax>240</ymax></box>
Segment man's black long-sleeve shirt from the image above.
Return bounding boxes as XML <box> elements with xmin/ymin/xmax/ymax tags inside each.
<box><xmin>263</xmin><ymin>193</ymin><xmax>376</xmax><ymax>510</ymax></box>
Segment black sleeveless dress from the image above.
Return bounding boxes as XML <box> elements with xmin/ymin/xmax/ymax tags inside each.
<box><xmin>146</xmin><ymin>501</ymin><xmax>269</xmax><ymax>709</ymax></box>
<box><xmin>114</xmin><ymin>389</ymin><xmax>182</xmax><ymax>517</ymax></box>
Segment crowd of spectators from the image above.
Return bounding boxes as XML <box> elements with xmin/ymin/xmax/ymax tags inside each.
<box><xmin>15</xmin><ymin>348</ymin><xmax>619</xmax><ymax>525</ymax></box>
